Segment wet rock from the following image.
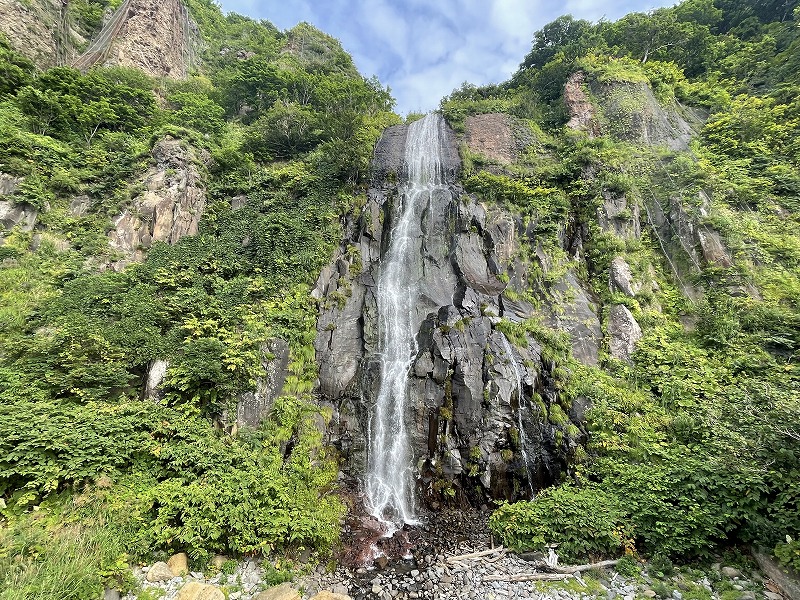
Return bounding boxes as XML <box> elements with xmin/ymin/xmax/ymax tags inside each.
<box><xmin>454</xmin><ymin>233</ymin><xmax>506</xmax><ymax>295</ymax></box>
<box><xmin>315</xmin><ymin>115</ymin><xmax>582</xmax><ymax>505</ymax></box>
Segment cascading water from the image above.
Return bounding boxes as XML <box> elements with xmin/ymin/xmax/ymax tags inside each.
<box><xmin>366</xmin><ymin>114</ymin><xmax>446</xmax><ymax>526</ymax></box>
<box><xmin>500</xmin><ymin>336</ymin><xmax>535</xmax><ymax>497</ymax></box>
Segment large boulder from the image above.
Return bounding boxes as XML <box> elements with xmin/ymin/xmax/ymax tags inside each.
<box><xmin>177</xmin><ymin>582</ymin><xmax>225</xmax><ymax>600</ymax></box>
<box><xmin>253</xmin><ymin>583</ymin><xmax>301</xmax><ymax>600</ymax></box>
<box><xmin>145</xmin><ymin>561</ymin><xmax>174</xmax><ymax>583</ymax></box>
<box><xmin>167</xmin><ymin>552</ymin><xmax>189</xmax><ymax>576</ymax></box>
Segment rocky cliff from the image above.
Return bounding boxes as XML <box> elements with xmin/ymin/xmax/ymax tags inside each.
<box><xmin>0</xmin><ymin>0</ymin><xmax>75</xmax><ymax>67</ymax></box>
<box><xmin>314</xmin><ymin>117</ymin><xmax>584</xmax><ymax>505</ymax></box>
<box><xmin>1</xmin><ymin>0</ymin><xmax>197</xmax><ymax>77</ymax></box>
<box><xmin>97</xmin><ymin>0</ymin><xmax>197</xmax><ymax>78</ymax></box>
<box><xmin>107</xmin><ymin>136</ymin><xmax>208</xmax><ymax>269</ymax></box>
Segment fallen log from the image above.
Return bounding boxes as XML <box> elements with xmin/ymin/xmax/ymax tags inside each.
<box><xmin>484</xmin><ymin>573</ymin><xmax>571</xmax><ymax>582</ymax></box>
<box><xmin>551</xmin><ymin>559</ymin><xmax>620</xmax><ymax>574</ymax></box>
<box><xmin>446</xmin><ymin>547</ymin><xmax>506</xmax><ymax>563</ymax></box>
<box><xmin>483</xmin><ymin>559</ymin><xmax>620</xmax><ymax>582</ymax></box>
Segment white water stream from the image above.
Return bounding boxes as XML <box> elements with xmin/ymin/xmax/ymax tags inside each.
<box><xmin>366</xmin><ymin>114</ymin><xmax>446</xmax><ymax>526</ymax></box>
<box><xmin>500</xmin><ymin>336</ymin><xmax>536</xmax><ymax>497</ymax></box>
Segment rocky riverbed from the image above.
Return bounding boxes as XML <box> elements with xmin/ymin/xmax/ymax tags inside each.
<box><xmin>123</xmin><ymin>509</ymin><xmax>783</xmax><ymax>600</ymax></box>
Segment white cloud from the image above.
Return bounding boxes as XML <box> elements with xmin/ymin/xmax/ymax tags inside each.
<box><xmin>218</xmin><ymin>0</ymin><xmax>676</xmax><ymax>115</ymax></box>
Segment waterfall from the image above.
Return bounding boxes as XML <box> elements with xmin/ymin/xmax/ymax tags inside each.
<box><xmin>366</xmin><ymin>114</ymin><xmax>446</xmax><ymax>526</ymax></box>
<box><xmin>500</xmin><ymin>336</ymin><xmax>535</xmax><ymax>496</ymax></box>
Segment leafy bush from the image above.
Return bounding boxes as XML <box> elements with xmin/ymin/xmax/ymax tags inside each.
<box><xmin>489</xmin><ymin>484</ymin><xmax>631</xmax><ymax>562</ymax></box>
<box><xmin>775</xmin><ymin>536</ymin><xmax>800</xmax><ymax>572</ymax></box>
<box><xmin>0</xmin><ymin>396</ymin><xmax>343</xmax><ymax>561</ymax></box>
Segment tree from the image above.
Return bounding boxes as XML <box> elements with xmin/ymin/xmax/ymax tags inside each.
<box><xmin>15</xmin><ymin>86</ymin><xmax>65</xmax><ymax>136</ymax></box>
<box><xmin>519</xmin><ymin>16</ymin><xmax>597</xmax><ymax>72</ymax></box>
<box><xmin>245</xmin><ymin>99</ymin><xmax>319</xmax><ymax>160</ymax></box>
<box><xmin>77</xmin><ymin>98</ymin><xmax>117</xmax><ymax>145</ymax></box>
<box><xmin>0</xmin><ymin>35</ymin><xmax>35</xmax><ymax>97</ymax></box>
<box><xmin>167</xmin><ymin>91</ymin><xmax>226</xmax><ymax>135</ymax></box>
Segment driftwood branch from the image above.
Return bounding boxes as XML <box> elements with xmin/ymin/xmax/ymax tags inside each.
<box><xmin>551</xmin><ymin>559</ymin><xmax>620</xmax><ymax>574</ymax></box>
<box><xmin>484</xmin><ymin>559</ymin><xmax>620</xmax><ymax>582</ymax></box>
<box><xmin>446</xmin><ymin>547</ymin><xmax>506</xmax><ymax>563</ymax></box>
<box><xmin>485</xmin><ymin>573</ymin><xmax>571</xmax><ymax>582</ymax></box>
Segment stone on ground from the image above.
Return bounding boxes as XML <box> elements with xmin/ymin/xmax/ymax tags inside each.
<box><xmin>721</xmin><ymin>566</ymin><xmax>742</xmax><ymax>578</ymax></box>
<box><xmin>210</xmin><ymin>554</ymin><xmax>228</xmax><ymax>569</ymax></box>
<box><xmin>168</xmin><ymin>551</ymin><xmax>190</xmax><ymax>576</ymax></box>
<box><xmin>177</xmin><ymin>581</ymin><xmax>225</xmax><ymax>600</ymax></box>
<box><xmin>253</xmin><ymin>583</ymin><xmax>301</xmax><ymax>600</ymax></box>
<box><xmin>145</xmin><ymin>561</ymin><xmax>175</xmax><ymax>582</ymax></box>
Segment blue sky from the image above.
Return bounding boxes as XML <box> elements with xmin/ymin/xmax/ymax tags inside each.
<box><xmin>218</xmin><ymin>0</ymin><xmax>676</xmax><ymax>115</ymax></box>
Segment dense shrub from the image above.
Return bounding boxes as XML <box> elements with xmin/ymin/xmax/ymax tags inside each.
<box><xmin>489</xmin><ymin>484</ymin><xmax>630</xmax><ymax>562</ymax></box>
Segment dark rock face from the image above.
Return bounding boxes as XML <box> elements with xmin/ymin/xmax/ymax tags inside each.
<box><xmin>315</xmin><ymin>118</ymin><xmax>582</xmax><ymax>505</ymax></box>
<box><xmin>235</xmin><ymin>339</ymin><xmax>290</xmax><ymax>428</ymax></box>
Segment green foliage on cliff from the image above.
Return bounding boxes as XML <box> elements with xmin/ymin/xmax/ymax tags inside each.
<box><xmin>455</xmin><ymin>0</ymin><xmax>800</xmax><ymax>563</ymax></box>
<box><xmin>0</xmin><ymin>3</ymin><xmax>396</xmax><ymax>582</ymax></box>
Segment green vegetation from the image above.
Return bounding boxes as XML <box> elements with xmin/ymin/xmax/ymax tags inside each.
<box><xmin>0</xmin><ymin>4</ymin><xmax>396</xmax><ymax>593</ymax></box>
<box><xmin>490</xmin><ymin>484</ymin><xmax>632</xmax><ymax>562</ymax></box>
<box><xmin>2</xmin><ymin>0</ymin><xmax>799</xmax><ymax>589</ymax></box>
<box><xmin>451</xmin><ymin>0</ymin><xmax>800</xmax><ymax>566</ymax></box>
<box><xmin>775</xmin><ymin>536</ymin><xmax>800</xmax><ymax>572</ymax></box>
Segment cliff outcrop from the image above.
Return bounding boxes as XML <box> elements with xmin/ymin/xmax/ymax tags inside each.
<box><xmin>108</xmin><ymin>136</ymin><xmax>207</xmax><ymax>269</ymax></box>
<box><xmin>99</xmin><ymin>0</ymin><xmax>197</xmax><ymax>78</ymax></box>
<box><xmin>315</xmin><ymin>117</ymin><xmax>584</xmax><ymax>504</ymax></box>
<box><xmin>0</xmin><ymin>0</ymin><xmax>76</xmax><ymax>67</ymax></box>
